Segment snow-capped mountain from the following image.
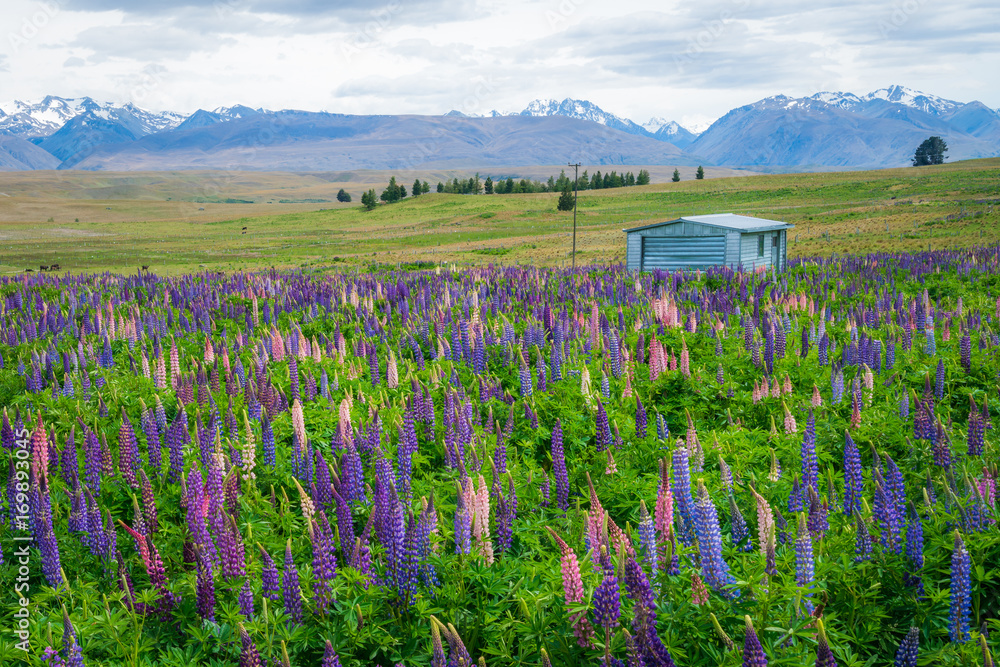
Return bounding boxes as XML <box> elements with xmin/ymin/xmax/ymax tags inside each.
<box><xmin>809</xmin><ymin>86</ymin><xmax>960</xmax><ymax>116</ymax></box>
<box><xmin>689</xmin><ymin>85</ymin><xmax>1000</xmax><ymax>168</ymax></box>
<box><xmin>516</xmin><ymin>98</ymin><xmax>651</xmax><ymax>139</ymax></box>
<box><xmin>0</xmin><ymin>95</ymin><xmax>184</xmax><ymax>138</ymax></box>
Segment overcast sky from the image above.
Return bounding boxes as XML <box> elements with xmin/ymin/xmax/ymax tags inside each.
<box><xmin>2</xmin><ymin>0</ymin><xmax>998</xmax><ymax>130</ymax></box>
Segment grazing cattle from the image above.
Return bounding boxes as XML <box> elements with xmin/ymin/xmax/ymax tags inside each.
<box><xmin>50</xmin><ymin>263</ymin><xmax>61</xmax><ymax>271</ymax></box>
<box><xmin>141</xmin><ymin>265</ymin><xmax>149</xmax><ymax>271</ymax></box>
<box><xmin>25</xmin><ymin>268</ymin><xmax>33</xmax><ymax>273</ymax></box>
<box><xmin>242</xmin><ymin>226</ymin><xmax>247</xmax><ymax>230</ymax></box>
<box><xmin>40</xmin><ymin>265</ymin><xmax>49</xmax><ymax>271</ymax></box>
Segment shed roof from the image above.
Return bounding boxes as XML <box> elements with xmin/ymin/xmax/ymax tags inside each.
<box><xmin>623</xmin><ymin>213</ymin><xmax>794</xmax><ymax>234</ymax></box>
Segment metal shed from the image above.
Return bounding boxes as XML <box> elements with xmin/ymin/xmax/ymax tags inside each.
<box><xmin>623</xmin><ymin>213</ymin><xmax>794</xmax><ymax>272</ymax></box>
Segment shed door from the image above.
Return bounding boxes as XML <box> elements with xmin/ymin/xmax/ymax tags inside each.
<box><xmin>771</xmin><ymin>233</ymin><xmax>780</xmax><ymax>270</ymax></box>
<box><xmin>641</xmin><ymin>235</ymin><xmax>726</xmax><ymax>271</ymax></box>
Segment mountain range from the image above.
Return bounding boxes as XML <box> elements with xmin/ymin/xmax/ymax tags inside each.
<box><xmin>0</xmin><ymin>86</ymin><xmax>997</xmax><ymax>172</ymax></box>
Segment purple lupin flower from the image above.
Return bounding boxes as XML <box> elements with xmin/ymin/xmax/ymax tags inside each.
<box><xmin>321</xmin><ymin>640</ymin><xmax>344</xmax><ymax>667</ymax></box>
<box><xmin>261</xmin><ymin>411</ymin><xmax>276</xmax><ymax>467</ymax></box>
<box><xmin>238</xmin><ymin>578</ymin><xmax>254</xmax><ymax>619</ymax></box>
<box><xmin>165</xmin><ymin>411</ymin><xmax>186</xmax><ymax>482</ymax></box>
<box><xmin>195</xmin><ymin>553</ymin><xmax>216</xmax><ymax>622</ymax></box>
<box><xmin>552</xmin><ymin>420</ymin><xmax>569</xmax><ymax>511</ymax></box>
<box><xmin>310</xmin><ymin>511</ymin><xmax>338</xmax><ymax>614</ymax></box>
<box><xmin>948</xmin><ymin>531</ymin><xmax>971</xmax><ymax>643</ymax></box>
<box><xmin>637</xmin><ymin>500</ymin><xmax>658</xmax><ymax>577</ymax></box>
<box><xmin>635</xmin><ymin>395</ymin><xmax>648</xmax><ymax>439</ymax></box>
<box><xmin>904</xmin><ymin>507</ymin><xmax>924</xmax><ymax>595</ymax></box>
<box><xmin>743</xmin><ymin>616</ymin><xmax>768</xmax><ymax>667</ymax></box>
<box><xmin>595</xmin><ymin>399</ymin><xmax>612</xmax><ymax>452</ymax></box>
<box><xmin>894</xmin><ymin>627</ymin><xmax>919</xmax><ymax>667</ymax></box>
<box><xmin>258</xmin><ymin>544</ymin><xmax>281</xmax><ymax>602</ymax></box>
<box><xmin>453</xmin><ymin>480</ymin><xmax>472</xmax><ymax>555</ymax></box>
<box><xmin>842</xmin><ymin>431</ymin><xmax>863</xmax><ymax>517</ymax></box>
<box><xmin>800</xmin><ymin>410</ymin><xmax>818</xmax><ymax>496</ymax></box>
<box><xmin>795</xmin><ymin>513</ymin><xmax>815</xmax><ymax>613</ymax></box>
<box><xmin>729</xmin><ymin>495</ymin><xmax>753</xmax><ymax>553</ymax></box>
<box><xmin>281</xmin><ymin>539</ymin><xmax>303</xmax><ymax>625</ymax></box>
<box><xmin>430</xmin><ymin>618</ymin><xmax>447</xmax><ymax>667</ymax></box>
<box><xmin>592</xmin><ymin>551</ymin><xmax>621</xmax><ymax>663</ymax></box>
<box><xmin>396</xmin><ymin>408</ymin><xmax>418</xmax><ymax>501</ymax></box>
<box><xmin>671</xmin><ymin>444</ymin><xmax>696</xmax><ymax>546</ymax></box>
<box><xmin>117</xmin><ymin>410</ymin><xmax>141</xmax><ymax>488</ymax></box>
<box><xmin>853</xmin><ymin>515</ymin><xmax>872</xmax><ymax>563</ymax></box>
<box><xmin>815</xmin><ymin>619</ymin><xmax>837</xmax><ymax>667</ymax></box>
<box><xmin>494</xmin><ymin>469</ymin><xmax>516</xmax><ymax>555</ymax></box>
<box><xmin>693</xmin><ymin>480</ymin><xmax>739</xmax><ymax>599</ymax></box>
<box><xmin>238</xmin><ymin>624</ymin><xmax>264</xmax><ymax>667</ymax></box>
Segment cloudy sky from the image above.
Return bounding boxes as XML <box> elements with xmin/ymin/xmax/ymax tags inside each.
<box><xmin>2</xmin><ymin>0</ymin><xmax>998</xmax><ymax>129</ymax></box>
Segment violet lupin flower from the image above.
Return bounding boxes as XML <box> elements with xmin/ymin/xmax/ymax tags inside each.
<box><xmin>853</xmin><ymin>515</ymin><xmax>873</xmax><ymax>563</ymax></box>
<box><xmin>842</xmin><ymin>431</ymin><xmax>863</xmax><ymax>517</ymax></box>
<box><xmin>815</xmin><ymin>618</ymin><xmax>837</xmax><ymax>667</ymax></box>
<box><xmin>671</xmin><ymin>443</ymin><xmax>696</xmax><ymax>546</ymax></box>
<box><xmin>729</xmin><ymin>495</ymin><xmax>753</xmax><ymax>553</ymax></box>
<box><xmin>635</xmin><ymin>396</ymin><xmax>648</xmax><ymax>439</ymax></box>
<box><xmin>238</xmin><ymin>578</ymin><xmax>254</xmax><ymax>619</ymax></box>
<box><xmin>552</xmin><ymin>420</ymin><xmax>570</xmax><ymax>511</ymax></box>
<box><xmin>321</xmin><ymin>640</ymin><xmax>344</xmax><ymax>667</ymax></box>
<box><xmin>743</xmin><ymin>616</ymin><xmax>768</xmax><ymax>667</ymax></box>
<box><xmin>195</xmin><ymin>552</ymin><xmax>216</xmax><ymax>622</ymax></box>
<box><xmin>117</xmin><ymin>410</ymin><xmax>141</xmax><ymax>488</ymax></box>
<box><xmin>795</xmin><ymin>513</ymin><xmax>815</xmax><ymax>613</ymax></box>
<box><xmin>238</xmin><ymin>624</ymin><xmax>264</xmax><ymax>667</ymax></box>
<box><xmin>637</xmin><ymin>500</ymin><xmax>658</xmax><ymax>577</ymax></box>
<box><xmin>592</xmin><ymin>550</ymin><xmax>621</xmax><ymax>663</ymax></box>
<box><xmin>281</xmin><ymin>539</ymin><xmax>303</xmax><ymax>625</ymax></box>
<box><xmin>258</xmin><ymin>544</ymin><xmax>281</xmax><ymax>602</ymax></box>
<box><xmin>800</xmin><ymin>410</ymin><xmax>818</xmax><ymax>495</ymax></box>
<box><xmin>894</xmin><ymin>627</ymin><xmax>919</xmax><ymax>667</ymax></box>
<box><xmin>948</xmin><ymin>531</ymin><xmax>971</xmax><ymax>643</ymax></box>
<box><xmin>693</xmin><ymin>480</ymin><xmax>739</xmax><ymax>599</ymax></box>
<box><xmin>904</xmin><ymin>507</ymin><xmax>924</xmax><ymax>595</ymax></box>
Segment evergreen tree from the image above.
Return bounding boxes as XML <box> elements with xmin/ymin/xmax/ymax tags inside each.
<box><xmin>484</xmin><ymin>176</ymin><xmax>494</xmax><ymax>194</ymax></box>
<box><xmin>505</xmin><ymin>177</ymin><xmax>515</xmax><ymax>194</ymax></box>
<box><xmin>436</xmin><ymin>182</ymin><xmax>444</xmax><ymax>193</ymax></box>
<box><xmin>336</xmin><ymin>188</ymin><xmax>351</xmax><ymax>203</ymax></box>
<box><xmin>696</xmin><ymin>165</ymin><xmax>705</xmax><ymax>180</ymax></box>
<box><xmin>672</xmin><ymin>168</ymin><xmax>681</xmax><ymax>182</ymax></box>
<box><xmin>557</xmin><ymin>180</ymin><xmax>575</xmax><ymax>211</ymax></box>
<box><xmin>626</xmin><ymin>172</ymin><xmax>636</xmax><ymax>187</ymax></box>
<box><xmin>412</xmin><ymin>179</ymin><xmax>422</xmax><ymax>197</ymax></box>
<box><xmin>361</xmin><ymin>189</ymin><xmax>377</xmax><ymax>211</ymax></box>
<box><xmin>421</xmin><ymin>180</ymin><xmax>430</xmax><ymax>194</ymax></box>
<box><xmin>380</xmin><ymin>176</ymin><xmax>403</xmax><ymax>203</ymax></box>
<box><xmin>912</xmin><ymin>136</ymin><xmax>948</xmax><ymax>166</ymax></box>
<box><xmin>637</xmin><ymin>169</ymin><xmax>650</xmax><ymax>185</ymax></box>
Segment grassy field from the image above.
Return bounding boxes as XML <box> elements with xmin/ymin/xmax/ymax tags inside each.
<box><xmin>1</xmin><ymin>159</ymin><xmax>997</xmax><ymax>274</ymax></box>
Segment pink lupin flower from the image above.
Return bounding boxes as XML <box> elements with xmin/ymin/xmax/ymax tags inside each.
<box><xmin>472</xmin><ymin>475</ymin><xmax>493</xmax><ymax>564</ymax></box>
<box><xmin>811</xmin><ymin>385</ymin><xmax>823</xmax><ymax>407</ymax></box>
<box><xmin>387</xmin><ymin>350</ymin><xmax>399</xmax><ymax>389</ymax></box>
<box><xmin>679</xmin><ymin>339</ymin><xmax>690</xmax><ymax>377</ymax></box>
<box><xmin>655</xmin><ymin>458</ymin><xmax>674</xmax><ymax>553</ymax></box>
<box><xmin>691</xmin><ymin>572</ymin><xmax>709</xmax><ymax>605</ymax></box>
<box><xmin>291</xmin><ymin>399</ymin><xmax>307</xmax><ymax>451</ymax></box>
<box><xmin>782</xmin><ymin>402</ymin><xmax>797</xmax><ymax>434</ymax></box>
<box><xmin>771</xmin><ymin>377</ymin><xmax>781</xmax><ymax>399</ymax></box>
<box><xmin>546</xmin><ymin>527</ymin><xmax>595</xmax><ymax>648</ymax></box>
<box><xmin>604</xmin><ymin>449</ymin><xmax>617</xmax><ymax>475</ymax></box>
<box><xmin>203</xmin><ymin>336</ymin><xmax>215</xmax><ymax>365</ymax></box>
<box><xmin>782</xmin><ymin>374</ymin><xmax>793</xmax><ymax>395</ymax></box>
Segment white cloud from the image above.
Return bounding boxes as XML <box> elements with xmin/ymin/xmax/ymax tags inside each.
<box><xmin>0</xmin><ymin>0</ymin><xmax>996</xmax><ymax>124</ymax></box>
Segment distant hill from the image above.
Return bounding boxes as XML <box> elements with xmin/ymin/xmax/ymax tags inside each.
<box><xmin>0</xmin><ymin>86</ymin><xmax>997</xmax><ymax>171</ymax></box>
<box><xmin>0</xmin><ymin>135</ymin><xmax>61</xmax><ymax>171</ymax></box>
<box><xmin>70</xmin><ymin>112</ymin><xmax>698</xmax><ymax>171</ymax></box>
<box><xmin>689</xmin><ymin>86</ymin><xmax>1000</xmax><ymax>168</ymax></box>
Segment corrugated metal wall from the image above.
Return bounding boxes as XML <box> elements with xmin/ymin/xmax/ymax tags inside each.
<box><xmin>640</xmin><ymin>236</ymin><xmax>725</xmax><ymax>271</ymax></box>
<box><xmin>627</xmin><ymin>222</ymin><xmax>789</xmax><ymax>273</ymax></box>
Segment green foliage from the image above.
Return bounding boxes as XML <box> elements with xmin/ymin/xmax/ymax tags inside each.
<box><xmin>361</xmin><ymin>189</ymin><xmax>378</xmax><ymax>210</ymax></box>
<box><xmin>696</xmin><ymin>165</ymin><xmax>705</xmax><ymax>180</ymax></box>
<box><xmin>672</xmin><ymin>168</ymin><xmax>681</xmax><ymax>182</ymax></box>
<box><xmin>336</xmin><ymin>188</ymin><xmax>352</xmax><ymax>203</ymax></box>
<box><xmin>557</xmin><ymin>181</ymin><xmax>575</xmax><ymax>211</ymax></box>
<box><xmin>913</xmin><ymin>136</ymin><xmax>948</xmax><ymax>166</ymax></box>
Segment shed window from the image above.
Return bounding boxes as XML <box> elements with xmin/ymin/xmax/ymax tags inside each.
<box><xmin>757</xmin><ymin>235</ymin><xmax>764</xmax><ymax>257</ymax></box>
<box><xmin>772</xmin><ymin>234</ymin><xmax>779</xmax><ymax>247</ymax></box>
